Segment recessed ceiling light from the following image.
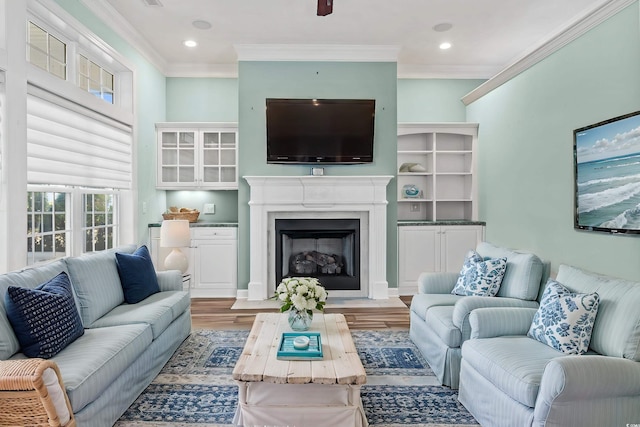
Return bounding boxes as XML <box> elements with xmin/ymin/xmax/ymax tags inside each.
<box><xmin>192</xmin><ymin>20</ymin><xmax>212</xmax><ymax>30</ymax></box>
<box><xmin>433</xmin><ymin>22</ymin><xmax>453</xmax><ymax>32</ymax></box>
<box><xmin>184</xmin><ymin>40</ymin><xmax>198</xmax><ymax>48</ymax></box>
<box><xmin>439</xmin><ymin>42</ymin><xmax>452</xmax><ymax>50</ymax></box>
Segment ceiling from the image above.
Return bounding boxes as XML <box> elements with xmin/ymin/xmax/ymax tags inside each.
<box><xmin>85</xmin><ymin>0</ymin><xmax>610</xmax><ymax>79</ymax></box>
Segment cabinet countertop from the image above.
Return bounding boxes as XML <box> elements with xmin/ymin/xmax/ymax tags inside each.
<box><xmin>398</xmin><ymin>220</ymin><xmax>486</xmax><ymax>226</ymax></box>
<box><xmin>149</xmin><ymin>222</ymin><xmax>238</xmax><ymax>228</ymax></box>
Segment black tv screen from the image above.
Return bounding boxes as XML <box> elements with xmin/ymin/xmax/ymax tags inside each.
<box><xmin>573</xmin><ymin>110</ymin><xmax>640</xmax><ymax>234</ymax></box>
<box><xmin>266</xmin><ymin>98</ymin><xmax>375</xmax><ymax>164</ymax></box>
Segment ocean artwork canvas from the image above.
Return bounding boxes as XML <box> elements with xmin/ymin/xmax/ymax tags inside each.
<box><xmin>574</xmin><ymin>111</ymin><xmax>640</xmax><ymax>233</ymax></box>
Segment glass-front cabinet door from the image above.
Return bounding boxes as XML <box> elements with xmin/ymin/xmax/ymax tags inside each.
<box><xmin>159</xmin><ymin>130</ymin><xmax>197</xmax><ymax>186</ymax></box>
<box><xmin>201</xmin><ymin>130</ymin><xmax>237</xmax><ymax>185</ymax></box>
<box><xmin>156</xmin><ymin>123</ymin><xmax>238</xmax><ymax>189</ymax></box>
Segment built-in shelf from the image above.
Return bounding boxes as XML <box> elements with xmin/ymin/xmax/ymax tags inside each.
<box><xmin>397</xmin><ymin>123</ymin><xmax>478</xmax><ymax>221</ymax></box>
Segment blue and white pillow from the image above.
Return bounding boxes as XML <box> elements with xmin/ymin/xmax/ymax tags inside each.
<box><xmin>528</xmin><ymin>279</ymin><xmax>600</xmax><ymax>355</ymax></box>
<box><xmin>5</xmin><ymin>272</ymin><xmax>84</xmax><ymax>358</ymax></box>
<box><xmin>452</xmin><ymin>250</ymin><xmax>507</xmax><ymax>297</ymax></box>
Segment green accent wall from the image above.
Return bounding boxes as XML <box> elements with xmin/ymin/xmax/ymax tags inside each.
<box><xmin>166</xmin><ymin>78</ymin><xmax>239</xmax><ymax>122</ymax></box>
<box><xmin>467</xmin><ymin>2</ymin><xmax>640</xmax><ymax>280</ymax></box>
<box><xmin>237</xmin><ymin>61</ymin><xmax>398</xmax><ymax>291</ymax></box>
<box><xmin>398</xmin><ymin>79</ymin><xmax>485</xmax><ymax>122</ymax></box>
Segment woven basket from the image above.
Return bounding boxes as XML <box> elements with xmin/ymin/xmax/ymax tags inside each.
<box><xmin>162</xmin><ymin>211</ymin><xmax>200</xmax><ymax>222</ymax></box>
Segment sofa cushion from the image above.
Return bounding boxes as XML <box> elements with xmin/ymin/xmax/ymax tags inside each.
<box><xmin>425</xmin><ymin>306</ymin><xmax>462</xmax><ymax>347</ymax></box>
<box><xmin>48</xmin><ymin>323</ymin><xmax>152</xmax><ymax>413</ymax></box>
<box><xmin>410</xmin><ymin>293</ymin><xmax>463</xmax><ymax>321</ymax></box>
<box><xmin>452</xmin><ymin>251</ymin><xmax>507</xmax><ymax>297</ymax></box>
<box><xmin>115</xmin><ymin>245</ymin><xmax>160</xmax><ymax>304</ymax></box>
<box><xmin>5</xmin><ymin>272</ymin><xmax>84</xmax><ymax>358</ymax></box>
<box><xmin>476</xmin><ymin>242</ymin><xmax>544</xmax><ymax>301</ymax></box>
<box><xmin>89</xmin><ymin>291</ymin><xmax>190</xmax><ymax>339</ymax></box>
<box><xmin>0</xmin><ymin>260</ymin><xmax>68</xmax><ymax>359</ymax></box>
<box><xmin>462</xmin><ymin>336</ymin><xmax>564</xmax><ymax>408</ymax></box>
<box><xmin>556</xmin><ymin>264</ymin><xmax>640</xmax><ymax>361</ymax></box>
<box><xmin>65</xmin><ymin>245</ymin><xmax>135</xmax><ymax>325</ymax></box>
<box><xmin>528</xmin><ymin>279</ymin><xmax>599</xmax><ymax>355</ymax></box>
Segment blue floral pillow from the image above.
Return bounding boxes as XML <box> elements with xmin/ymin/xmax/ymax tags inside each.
<box><xmin>5</xmin><ymin>272</ymin><xmax>84</xmax><ymax>358</ymax></box>
<box><xmin>528</xmin><ymin>279</ymin><xmax>600</xmax><ymax>355</ymax></box>
<box><xmin>452</xmin><ymin>251</ymin><xmax>507</xmax><ymax>297</ymax></box>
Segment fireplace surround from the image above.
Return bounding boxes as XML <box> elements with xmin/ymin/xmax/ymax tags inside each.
<box><xmin>244</xmin><ymin>175</ymin><xmax>392</xmax><ymax>300</ymax></box>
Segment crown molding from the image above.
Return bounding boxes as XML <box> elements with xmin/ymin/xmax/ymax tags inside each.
<box><xmin>462</xmin><ymin>0</ymin><xmax>636</xmax><ymax>105</ymax></box>
<box><xmin>397</xmin><ymin>63</ymin><xmax>499</xmax><ymax>80</ymax></box>
<box><xmin>79</xmin><ymin>0</ymin><xmax>168</xmax><ymax>75</ymax></box>
<box><xmin>234</xmin><ymin>44</ymin><xmax>401</xmax><ymax>62</ymax></box>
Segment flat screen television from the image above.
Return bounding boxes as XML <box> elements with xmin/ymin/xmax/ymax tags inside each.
<box><xmin>266</xmin><ymin>98</ymin><xmax>375</xmax><ymax>164</ymax></box>
<box><xmin>573</xmin><ymin>110</ymin><xmax>640</xmax><ymax>234</ymax></box>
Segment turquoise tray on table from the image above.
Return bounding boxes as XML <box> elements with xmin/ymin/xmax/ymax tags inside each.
<box><xmin>277</xmin><ymin>332</ymin><xmax>323</xmax><ymax>360</ymax></box>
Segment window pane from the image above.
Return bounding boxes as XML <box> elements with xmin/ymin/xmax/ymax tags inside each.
<box><xmin>102</xmin><ymin>69</ymin><xmax>114</xmax><ymax>90</ymax></box>
<box><xmin>29</xmin><ymin>47</ymin><xmax>48</xmax><ymax>71</ymax></box>
<box><xmin>28</xmin><ymin>22</ymin><xmax>47</xmax><ymax>51</ymax></box>
<box><xmin>54</xmin><ymin>213</ymin><xmax>65</xmax><ymax>231</ymax></box>
<box><xmin>94</xmin><ymin>194</ymin><xmax>106</xmax><ymax>212</ymax></box>
<box><xmin>78</xmin><ymin>55</ymin><xmax>89</xmax><ymax>75</ymax></box>
<box><xmin>86</xmin><ymin>214</ymin><xmax>93</xmax><ymax>227</ymax></box>
<box><xmin>54</xmin><ymin>192</ymin><xmax>65</xmax><ymax>211</ymax></box>
<box><xmin>85</xmin><ymin>194</ymin><xmax>93</xmax><ymax>211</ymax></box>
<box><xmin>95</xmin><ymin>214</ymin><xmax>105</xmax><ymax>227</ymax></box>
<box><xmin>89</xmin><ymin>61</ymin><xmax>100</xmax><ymax>82</ymax></box>
<box><xmin>49</xmin><ymin>35</ymin><xmax>66</xmax><ymax>62</ymax></box>
<box><xmin>85</xmin><ymin>230</ymin><xmax>93</xmax><ymax>252</ymax></box>
<box><xmin>27</xmin><ymin>193</ymin><xmax>34</xmax><ymax>211</ymax></box>
<box><xmin>54</xmin><ymin>232</ymin><xmax>66</xmax><ymax>253</ymax></box>
<box><xmin>49</xmin><ymin>59</ymin><xmax>66</xmax><ymax>80</ymax></box>
<box><xmin>44</xmin><ymin>193</ymin><xmax>54</xmax><ymax>212</ymax></box>
<box><xmin>34</xmin><ymin>193</ymin><xmax>43</xmax><ymax>212</ymax></box>
<box><xmin>42</xmin><ymin>214</ymin><xmax>53</xmax><ymax>232</ymax></box>
<box><xmin>43</xmin><ymin>235</ymin><xmax>53</xmax><ymax>254</ymax></box>
<box><xmin>102</xmin><ymin>91</ymin><xmax>114</xmax><ymax>104</ymax></box>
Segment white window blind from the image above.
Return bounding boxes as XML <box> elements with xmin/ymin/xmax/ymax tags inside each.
<box><xmin>26</xmin><ymin>85</ymin><xmax>132</xmax><ymax>189</ymax></box>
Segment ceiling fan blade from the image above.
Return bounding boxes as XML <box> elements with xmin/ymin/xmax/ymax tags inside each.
<box><xmin>317</xmin><ymin>0</ymin><xmax>333</xmax><ymax>16</ymax></box>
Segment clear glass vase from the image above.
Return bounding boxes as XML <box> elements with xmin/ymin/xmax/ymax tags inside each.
<box><xmin>288</xmin><ymin>309</ymin><xmax>313</xmax><ymax>331</ymax></box>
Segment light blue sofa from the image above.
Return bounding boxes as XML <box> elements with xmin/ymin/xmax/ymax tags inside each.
<box><xmin>0</xmin><ymin>245</ymin><xmax>191</xmax><ymax>427</ymax></box>
<box><xmin>458</xmin><ymin>264</ymin><xmax>640</xmax><ymax>427</ymax></box>
<box><xmin>409</xmin><ymin>241</ymin><xmax>548</xmax><ymax>388</ymax></box>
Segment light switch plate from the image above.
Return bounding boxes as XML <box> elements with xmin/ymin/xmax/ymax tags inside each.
<box><xmin>204</xmin><ymin>203</ymin><xmax>215</xmax><ymax>214</ymax></box>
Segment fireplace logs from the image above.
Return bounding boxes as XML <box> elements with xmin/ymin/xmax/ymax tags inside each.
<box><xmin>290</xmin><ymin>251</ymin><xmax>344</xmax><ymax>275</ymax></box>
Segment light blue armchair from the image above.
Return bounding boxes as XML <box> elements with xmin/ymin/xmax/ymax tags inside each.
<box><xmin>458</xmin><ymin>265</ymin><xmax>640</xmax><ymax>427</ymax></box>
<box><xmin>409</xmin><ymin>241</ymin><xmax>549</xmax><ymax>388</ymax></box>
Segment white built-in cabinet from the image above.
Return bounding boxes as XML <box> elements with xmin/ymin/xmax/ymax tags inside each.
<box><xmin>149</xmin><ymin>226</ymin><xmax>238</xmax><ymax>297</ymax></box>
<box><xmin>398</xmin><ymin>224</ymin><xmax>484</xmax><ymax>294</ymax></box>
<box><xmin>156</xmin><ymin>123</ymin><xmax>238</xmax><ymax>190</ymax></box>
<box><xmin>397</xmin><ymin>123</ymin><xmax>478</xmax><ymax>221</ymax></box>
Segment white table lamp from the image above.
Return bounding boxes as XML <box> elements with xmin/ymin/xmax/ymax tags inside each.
<box><xmin>160</xmin><ymin>220</ymin><xmax>191</xmax><ymax>273</ymax></box>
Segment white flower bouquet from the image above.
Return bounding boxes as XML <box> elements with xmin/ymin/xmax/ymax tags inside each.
<box><xmin>274</xmin><ymin>277</ymin><xmax>328</xmax><ymax>314</ymax></box>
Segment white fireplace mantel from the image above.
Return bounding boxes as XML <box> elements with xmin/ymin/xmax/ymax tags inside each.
<box><xmin>244</xmin><ymin>175</ymin><xmax>393</xmax><ymax>300</ymax></box>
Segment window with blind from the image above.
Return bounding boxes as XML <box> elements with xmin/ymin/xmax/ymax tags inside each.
<box><xmin>23</xmin><ymin>11</ymin><xmax>134</xmax><ymax>265</ymax></box>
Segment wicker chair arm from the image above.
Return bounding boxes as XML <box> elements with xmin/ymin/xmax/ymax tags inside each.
<box><xmin>0</xmin><ymin>358</ymin><xmax>75</xmax><ymax>427</ymax></box>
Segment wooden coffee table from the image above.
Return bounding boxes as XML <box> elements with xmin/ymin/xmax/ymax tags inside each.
<box><xmin>232</xmin><ymin>312</ymin><xmax>368</xmax><ymax>427</ymax></box>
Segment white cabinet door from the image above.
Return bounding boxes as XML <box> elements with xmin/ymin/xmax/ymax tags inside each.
<box><xmin>191</xmin><ymin>227</ymin><xmax>238</xmax><ymax>298</ymax></box>
<box><xmin>398</xmin><ymin>224</ymin><xmax>484</xmax><ymax>295</ymax></box>
<box><xmin>440</xmin><ymin>226</ymin><xmax>484</xmax><ymax>272</ymax></box>
<box><xmin>398</xmin><ymin>226</ymin><xmax>439</xmax><ymax>291</ymax></box>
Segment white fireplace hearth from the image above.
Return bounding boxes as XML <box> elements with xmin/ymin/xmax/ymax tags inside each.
<box><xmin>244</xmin><ymin>175</ymin><xmax>393</xmax><ymax>300</ymax></box>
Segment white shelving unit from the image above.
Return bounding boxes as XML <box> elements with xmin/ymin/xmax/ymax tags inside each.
<box><xmin>397</xmin><ymin>123</ymin><xmax>478</xmax><ymax>221</ymax></box>
<box><xmin>156</xmin><ymin>122</ymin><xmax>238</xmax><ymax>190</ymax></box>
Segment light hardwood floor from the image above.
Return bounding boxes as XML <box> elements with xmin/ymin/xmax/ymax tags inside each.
<box><xmin>191</xmin><ymin>296</ymin><xmax>412</xmax><ymax>331</ymax></box>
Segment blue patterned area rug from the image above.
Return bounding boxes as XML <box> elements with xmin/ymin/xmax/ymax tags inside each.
<box><xmin>115</xmin><ymin>330</ymin><xmax>478</xmax><ymax>427</ymax></box>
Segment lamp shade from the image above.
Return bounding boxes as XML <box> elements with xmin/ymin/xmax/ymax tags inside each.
<box><xmin>160</xmin><ymin>220</ymin><xmax>190</xmax><ymax>248</ymax></box>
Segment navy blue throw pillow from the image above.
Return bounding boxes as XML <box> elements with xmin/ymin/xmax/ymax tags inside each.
<box><xmin>115</xmin><ymin>245</ymin><xmax>160</xmax><ymax>304</ymax></box>
<box><xmin>5</xmin><ymin>272</ymin><xmax>84</xmax><ymax>358</ymax></box>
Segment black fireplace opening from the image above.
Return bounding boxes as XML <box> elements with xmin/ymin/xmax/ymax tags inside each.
<box><xmin>275</xmin><ymin>218</ymin><xmax>360</xmax><ymax>291</ymax></box>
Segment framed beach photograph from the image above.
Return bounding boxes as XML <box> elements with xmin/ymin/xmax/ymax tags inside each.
<box><xmin>573</xmin><ymin>110</ymin><xmax>640</xmax><ymax>234</ymax></box>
